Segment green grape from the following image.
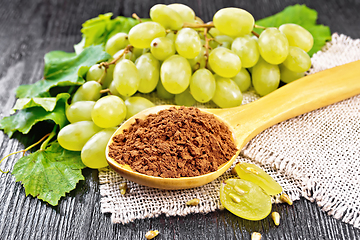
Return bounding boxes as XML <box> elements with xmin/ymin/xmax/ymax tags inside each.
<box><xmin>212</xmin><ymin>75</ymin><xmax>243</xmax><ymax>108</ymax></box>
<box><xmin>220</xmin><ymin>178</ymin><xmax>272</xmax><ymax>220</ymax></box>
<box><xmin>125</xmin><ymin>96</ymin><xmax>155</xmax><ymax>119</ymax></box>
<box><xmin>166</xmin><ymin>31</ymin><xmax>176</xmax><ymax>43</ymax></box>
<box><xmin>213</xmin><ymin>8</ymin><xmax>254</xmax><ymax>37</ymax></box>
<box><xmin>252</xmin><ymin>57</ymin><xmax>280</xmax><ymax>96</ymax></box>
<box><xmin>135</xmin><ymin>53</ymin><xmax>160</xmax><ymax>93</ymax></box>
<box><xmin>86</xmin><ymin>64</ymin><xmax>106</xmax><ymax>82</ymax></box>
<box><xmin>231</xmin><ymin>68</ymin><xmax>251</xmax><ymax>92</ymax></box>
<box><xmin>282</xmin><ymin>46</ymin><xmax>311</xmax><ymax>72</ymax></box>
<box><xmin>102</xmin><ymin>64</ymin><xmax>115</xmax><ymax>89</ymax></box>
<box><xmin>81</xmin><ymin>127</ymin><xmax>117</xmax><ymax>169</ymax></box>
<box><xmin>187</xmin><ymin>46</ymin><xmax>206</xmax><ymax>71</ymax></box>
<box><xmin>258</xmin><ymin>27</ymin><xmax>289</xmax><ymax>65</ymax></box>
<box><xmin>175</xmin><ymin>88</ymin><xmax>196</xmax><ymax>106</ymax></box>
<box><xmin>190</xmin><ymin>69</ymin><xmax>216</xmax><ymax>103</ymax></box>
<box><xmin>113</xmin><ymin>48</ymin><xmax>136</xmax><ymax>62</ymax></box>
<box><xmin>132</xmin><ymin>47</ymin><xmax>144</xmax><ymax>58</ymax></box>
<box><xmin>128</xmin><ymin>22</ymin><xmax>166</xmax><ymax>49</ymax></box>
<box><xmin>209</xmin><ymin>35</ymin><xmax>234</xmax><ymax>49</ymax></box>
<box><xmin>150</xmin><ymin>37</ymin><xmax>176</xmax><ymax>61</ymax></box>
<box><xmin>279</xmin><ymin>64</ymin><xmax>305</xmax><ymax>84</ymax></box>
<box><xmin>234</xmin><ymin>162</ymin><xmax>283</xmax><ymax>195</ymax></box>
<box><xmin>66</xmin><ymin>101</ymin><xmax>95</xmax><ymax>123</ymax></box>
<box><xmin>208</xmin><ymin>27</ymin><xmax>221</xmax><ymax>37</ymax></box>
<box><xmin>167</xmin><ymin>3</ymin><xmax>195</xmax><ymax>23</ymax></box>
<box><xmin>160</xmin><ymin>55</ymin><xmax>191</xmax><ymax>94</ymax></box>
<box><xmin>208</xmin><ymin>47</ymin><xmax>241</xmax><ymax>78</ymax></box>
<box><xmin>113</xmin><ymin>59</ymin><xmax>140</xmax><ymax>96</ymax></box>
<box><xmin>175</xmin><ymin>28</ymin><xmax>202</xmax><ymax>59</ymax></box>
<box><xmin>72</xmin><ymin>81</ymin><xmax>102</xmax><ymax>103</ymax></box>
<box><xmin>105</xmin><ymin>32</ymin><xmax>129</xmax><ymax>56</ymax></box>
<box><xmin>91</xmin><ymin>95</ymin><xmax>126</xmax><ymax>128</ymax></box>
<box><xmin>279</xmin><ymin>23</ymin><xmax>314</xmax><ymax>52</ymax></box>
<box><xmin>231</xmin><ymin>35</ymin><xmax>260</xmax><ymax>68</ymax></box>
<box><xmin>57</xmin><ymin>121</ymin><xmax>102</xmax><ymax>151</ymax></box>
<box><xmin>150</xmin><ymin>4</ymin><xmax>184</xmax><ymax>30</ymax></box>
<box><xmin>156</xmin><ymin>80</ymin><xmax>175</xmax><ymax>99</ymax></box>
<box><xmin>109</xmin><ymin>80</ymin><xmax>128</xmax><ymax>100</ymax></box>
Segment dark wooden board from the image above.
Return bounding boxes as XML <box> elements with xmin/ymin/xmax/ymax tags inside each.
<box><xmin>1</xmin><ymin>0</ymin><xmax>360</xmax><ymax>239</ymax></box>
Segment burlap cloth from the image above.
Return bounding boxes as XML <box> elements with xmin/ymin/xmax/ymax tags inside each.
<box><xmin>99</xmin><ymin>33</ymin><xmax>360</xmax><ymax>227</ymax></box>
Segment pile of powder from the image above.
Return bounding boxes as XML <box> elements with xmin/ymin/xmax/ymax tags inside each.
<box><xmin>108</xmin><ymin>106</ymin><xmax>238</xmax><ymax>178</ymax></box>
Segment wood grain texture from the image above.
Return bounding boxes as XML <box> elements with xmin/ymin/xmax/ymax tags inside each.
<box><xmin>1</xmin><ymin>0</ymin><xmax>360</xmax><ymax>239</ymax></box>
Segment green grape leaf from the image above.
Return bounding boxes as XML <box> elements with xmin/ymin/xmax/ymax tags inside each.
<box><xmin>0</xmin><ymin>93</ymin><xmax>69</xmax><ymax>137</ymax></box>
<box><xmin>12</xmin><ymin>142</ymin><xmax>86</xmax><ymax>206</ymax></box>
<box><xmin>16</xmin><ymin>45</ymin><xmax>110</xmax><ymax>98</ymax></box>
<box><xmin>12</xmin><ymin>93</ymin><xmax>70</xmax><ymax>112</ymax></box>
<box><xmin>255</xmin><ymin>4</ymin><xmax>331</xmax><ymax>56</ymax></box>
<box><xmin>79</xmin><ymin>13</ymin><xmax>140</xmax><ymax>49</ymax></box>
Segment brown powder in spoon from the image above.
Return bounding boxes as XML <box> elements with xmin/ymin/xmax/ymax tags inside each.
<box><xmin>108</xmin><ymin>106</ymin><xmax>238</xmax><ymax>178</ymax></box>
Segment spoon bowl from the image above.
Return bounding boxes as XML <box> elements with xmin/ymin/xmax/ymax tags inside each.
<box><xmin>106</xmin><ymin>60</ymin><xmax>360</xmax><ymax>190</ymax></box>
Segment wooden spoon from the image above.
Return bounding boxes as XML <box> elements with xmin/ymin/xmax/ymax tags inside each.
<box><xmin>106</xmin><ymin>60</ymin><xmax>360</xmax><ymax>190</ymax></box>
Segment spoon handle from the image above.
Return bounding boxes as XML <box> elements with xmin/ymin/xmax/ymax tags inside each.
<box><xmin>213</xmin><ymin>60</ymin><xmax>360</xmax><ymax>148</ymax></box>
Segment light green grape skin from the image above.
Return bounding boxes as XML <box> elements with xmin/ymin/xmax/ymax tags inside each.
<box><xmin>231</xmin><ymin>68</ymin><xmax>251</xmax><ymax>92</ymax></box>
<box><xmin>156</xmin><ymin>80</ymin><xmax>174</xmax><ymax>99</ymax></box>
<box><xmin>212</xmin><ymin>75</ymin><xmax>243</xmax><ymax>108</ymax></box>
<box><xmin>150</xmin><ymin>4</ymin><xmax>184</xmax><ymax>30</ymax></box>
<box><xmin>213</xmin><ymin>35</ymin><xmax>234</xmax><ymax>49</ymax></box>
<box><xmin>166</xmin><ymin>31</ymin><xmax>176</xmax><ymax>43</ymax></box>
<box><xmin>213</xmin><ymin>8</ymin><xmax>254</xmax><ymax>37</ymax></box>
<box><xmin>160</xmin><ymin>55</ymin><xmax>191</xmax><ymax>94</ymax></box>
<box><xmin>252</xmin><ymin>58</ymin><xmax>280</xmax><ymax>96</ymax></box>
<box><xmin>188</xmin><ymin>46</ymin><xmax>206</xmax><ymax>71</ymax></box>
<box><xmin>282</xmin><ymin>46</ymin><xmax>311</xmax><ymax>73</ymax></box>
<box><xmin>91</xmin><ymin>95</ymin><xmax>126</xmax><ymax>128</ymax></box>
<box><xmin>105</xmin><ymin>32</ymin><xmax>129</xmax><ymax>56</ymax></box>
<box><xmin>208</xmin><ymin>28</ymin><xmax>222</xmax><ymax>37</ymax></box>
<box><xmin>57</xmin><ymin>121</ymin><xmax>102</xmax><ymax>151</ymax></box>
<box><xmin>167</xmin><ymin>3</ymin><xmax>195</xmax><ymax>23</ymax></box>
<box><xmin>175</xmin><ymin>88</ymin><xmax>196</xmax><ymax>106</ymax></box>
<box><xmin>86</xmin><ymin>64</ymin><xmax>106</xmax><ymax>82</ymax></box>
<box><xmin>65</xmin><ymin>101</ymin><xmax>95</xmax><ymax>123</ymax></box>
<box><xmin>109</xmin><ymin>80</ymin><xmax>128</xmax><ymax>100</ymax></box>
<box><xmin>72</xmin><ymin>81</ymin><xmax>102</xmax><ymax>103</ymax></box>
<box><xmin>132</xmin><ymin>47</ymin><xmax>144</xmax><ymax>58</ymax></box>
<box><xmin>190</xmin><ymin>69</ymin><xmax>216</xmax><ymax>103</ymax></box>
<box><xmin>258</xmin><ymin>28</ymin><xmax>289</xmax><ymax>65</ymax></box>
<box><xmin>150</xmin><ymin>37</ymin><xmax>176</xmax><ymax>61</ymax></box>
<box><xmin>208</xmin><ymin>47</ymin><xmax>241</xmax><ymax>78</ymax></box>
<box><xmin>135</xmin><ymin>53</ymin><xmax>160</xmax><ymax>93</ymax></box>
<box><xmin>81</xmin><ymin>128</ymin><xmax>117</xmax><ymax>169</ymax></box>
<box><xmin>279</xmin><ymin>23</ymin><xmax>314</xmax><ymax>52</ymax></box>
<box><xmin>102</xmin><ymin>64</ymin><xmax>114</xmax><ymax>89</ymax></box>
<box><xmin>113</xmin><ymin>59</ymin><xmax>140</xmax><ymax>96</ymax></box>
<box><xmin>231</xmin><ymin>35</ymin><xmax>260</xmax><ymax>68</ymax></box>
<box><xmin>112</xmin><ymin>49</ymin><xmax>136</xmax><ymax>63</ymax></box>
<box><xmin>279</xmin><ymin>64</ymin><xmax>305</xmax><ymax>84</ymax></box>
<box><xmin>128</xmin><ymin>22</ymin><xmax>166</xmax><ymax>49</ymax></box>
<box><xmin>175</xmin><ymin>28</ymin><xmax>202</xmax><ymax>59</ymax></box>
<box><xmin>125</xmin><ymin>97</ymin><xmax>155</xmax><ymax>119</ymax></box>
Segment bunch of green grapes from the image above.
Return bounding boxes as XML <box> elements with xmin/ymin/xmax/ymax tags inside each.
<box><xmin>57</xmin><ymin>3</ymin><xmax>314</xmax><ymax>167</ymax></box>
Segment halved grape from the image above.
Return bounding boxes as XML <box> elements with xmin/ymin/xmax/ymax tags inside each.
<box><xmin>128</xmin><ymin>22</ymin><xmax>166</xmax><ymax>49</ymax></box>
<box><xmin>279</xmin><ymin>23</ymin><xmax>314</xmax><ymax>52</ymax></box>
<box><xmin>234</xmin><ymin>162</ymin><xmax>282</xmax><ymax>195</ymax></box>
<box><xmin>66</xmin><ymin>101</ymin><xmax>95</xmax><ymax>123</ymax></box>
<box><xmin>57</xmin><ymin>121</ymin><xmax>102</xmax><ymax>151</ymax></box>
<box><xmin>72</xmin><ymin>81</ymin><xmax>102</xmax><ymax>103</ymax></box>
<box><xmin>124</xmin><ymin>96</ymin><xmax>155</xmax><ymax>119</ymax></box>
<box><xmin>220</xmin><ymin>178</ymin><xmax>272</xmax><ymax>220</ymax></box>
<box><xmin>91</xmin><ymin>95</ymin><xmax>127</xmax><ymax>128</ymax></box>
<box><xmin>208</xmin><ymin>47</ymin><xmax>241</xmax><ymax>78</ymax></box>
<box><xmin>81</xmin><ymin>127</ymin><xmax>117</xmax><ymax>169</ymax></box>
<box><xmin>213</xmin><ymin>8</ymin><xmax>254</xmax><ymax>37</ymax></box>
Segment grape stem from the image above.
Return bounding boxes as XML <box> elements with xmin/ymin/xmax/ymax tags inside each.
<box><xmin>96</xmin><ymin>66</ymin><xmax>107</xmax><ymax>85</ymax></box>
<box><xmin>254</xmin><ymin>24</ymin><xmax>266</xmax><ymax>29</ymax></box>
<box><xmin>251</xmin><ymin>31</ymin><xmax>260</xmax><ymax>38</ymax></box>
<box><xmin>40</xmin><ymin>125</ymin><xmax>57</xmax><ymax>150</ymax></box>
<box><xmin>100</xmin><ymin>89</ymin><xmax>110</xmax><ymax>94</ymax></box>
<box><xmin>0</xmin><ymin>129</ymin><xmax>55</xmax><ymax>173</ymax></box>
<box><xmin>99</xmin><ymin>45</ymin><xmax>134</xmax><ymax>69</ymax></box>
<box><xmin>182</xmin><ymin>22</ymin><xmax>214</xmax><ymax>29</ymax></box>
<box><xmin>132</xmin><ymin>13</ymin><xmax>142</xmax><ymax>23</ymax></box>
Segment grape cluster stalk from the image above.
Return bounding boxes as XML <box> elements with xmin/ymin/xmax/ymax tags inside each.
<box><xmin>57</xmin><ymin>3</ymin><xmax>313</xmax><ymax>169</ymax></box>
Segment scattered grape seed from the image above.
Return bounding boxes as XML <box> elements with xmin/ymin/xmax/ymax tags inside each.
<box><xmin>251</xmin><ymin>232</ymin><xmax>262</xmax><ymax>240</ymax></box>
<box><xmin>271</xmin><ymin>212</ymin><xmax>280</xmax><ymax>226</ymax></box>
<box><xmin>186</xmin><ymin>198</ymin><xmax>200</xmax><ymax>206</ymax></box>
<box><xmin>145</xmin><ymin>230</ymin><xmax>159</xmax><ymax>239</ymax></box>
<box><xmin>229</xmin><ymin>193</ymin><xmax>241</xmax><ymax>203</ymax></box>
<box><xmin>280</xmin><ymin>193</ymin><xmax>293</xmax><ymax>205</ymax></box>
